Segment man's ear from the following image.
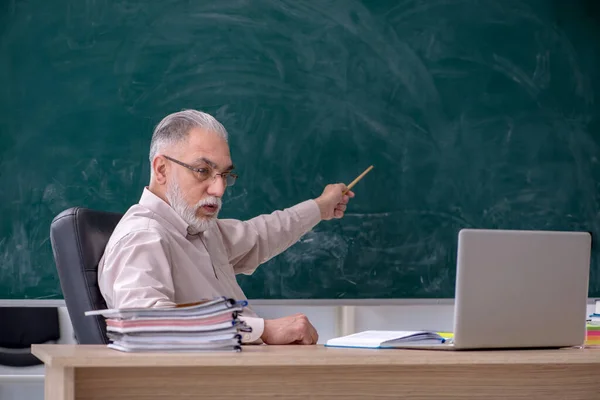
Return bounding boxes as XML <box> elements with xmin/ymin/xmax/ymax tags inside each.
<box><xmin>152</xmin><ymin>156</ymin><xmax>168</xmax><ymax>185</ymax></box>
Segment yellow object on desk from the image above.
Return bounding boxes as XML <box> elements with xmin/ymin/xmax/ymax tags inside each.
<box><xmin>438</xmin><ymin>331</ymin><xmax>454</xmax><ymax>340</ymax></box>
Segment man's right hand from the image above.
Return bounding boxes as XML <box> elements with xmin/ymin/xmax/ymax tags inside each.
<box><xmin>261</xmin><ymin>313</ymin><xmax>319</xmax><ymax>345</ymax></box>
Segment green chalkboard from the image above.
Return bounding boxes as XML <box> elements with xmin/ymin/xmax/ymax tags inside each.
<box><xmin>1</xmin><ymin>0</ymin><xmax>600</xmax><ymax>300</ymax></box>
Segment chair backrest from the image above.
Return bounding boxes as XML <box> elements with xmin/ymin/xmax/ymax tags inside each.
<box><xmin>50</xmin><ymin>207</ymin><xmax>123</xmax><ymax>344</ymax></box>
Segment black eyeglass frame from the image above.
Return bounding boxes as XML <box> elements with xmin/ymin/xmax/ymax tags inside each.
<box><xmin>163</xmin><ymin>155</ymin><xmax>238</xmax><ymax>186</ymax></box>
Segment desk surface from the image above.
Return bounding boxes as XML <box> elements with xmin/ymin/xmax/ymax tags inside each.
<box><xmin>31</xmin><ymin>344</ymin><xmax>600</xmax><ymax>368</ymax></box>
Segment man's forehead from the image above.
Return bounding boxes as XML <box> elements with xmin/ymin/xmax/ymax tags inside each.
<box><xmin>183</xmin><ymin>130</ymin><xmax>233</xmax><ymax>169</ymax></box>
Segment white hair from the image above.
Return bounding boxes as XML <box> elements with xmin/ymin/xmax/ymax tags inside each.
<box><xmin>149</xmin><ymin>109</ymin><xmax>228</xmax><ymax>164</ymax></box>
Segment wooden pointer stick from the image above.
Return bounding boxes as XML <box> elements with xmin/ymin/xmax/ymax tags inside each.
<box><xmin>343</xmin><ymin>165</ymin><xmax>374</xmax><ymax>195</ymax></box>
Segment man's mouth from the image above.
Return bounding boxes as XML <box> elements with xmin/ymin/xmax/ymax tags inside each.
<box><xmin>201</xmin><ymin>204</ymin><xmax>219</xmax><ymax>214</ymax></box>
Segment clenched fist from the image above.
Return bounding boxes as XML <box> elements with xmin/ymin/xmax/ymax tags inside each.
<box><xmin>314</xmin><ymin>183</ymin><xmax>355</xmax><ymax>220</ymax></box>
<box><xmin>261</xmin><ymin>313</ymin><xmax>319</xmax><ymax>345</ymax></box>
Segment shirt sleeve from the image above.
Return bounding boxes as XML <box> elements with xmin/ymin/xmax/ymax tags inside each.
<box><xmin>218</xmin><ymin>199</ymin><xmax>322</xmax><ymax>275</ymax></box>
<box><xmin>238</xmin><ymin>316</ymin><xmax>265</xmax><ymax>344</ymax></box>
<box><xmin>101</xmin><ymin>229</ymin><xmax>177</xmax><ymax>309</ymax></box>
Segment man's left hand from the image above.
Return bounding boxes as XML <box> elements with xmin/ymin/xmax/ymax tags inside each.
<box><xmin>314</xmin><ymin>183</ymin><xmax>355</xmax><ymax>220</ymax></box>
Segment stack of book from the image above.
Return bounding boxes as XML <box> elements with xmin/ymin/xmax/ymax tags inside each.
<box><xmin>586</xmin><ymin>300</ymin><xmax>600</xmax><ymax>347</ymax></box>
<box><xmin>85</xmin><ymin>297</ymin><xmax>251</xmax><ymax>352</ymax></box>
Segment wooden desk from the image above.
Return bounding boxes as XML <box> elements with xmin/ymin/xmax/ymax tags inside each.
<box><xmin>32</xmin><ymin>344</ymin><xmax>600</xmax><ymax>400</ymax></box>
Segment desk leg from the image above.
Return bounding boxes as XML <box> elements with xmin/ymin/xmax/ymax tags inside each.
<box><xmin>45</xmin><ymin>366</ymin><xmax>74</xmax><ymax>400</ymax></box>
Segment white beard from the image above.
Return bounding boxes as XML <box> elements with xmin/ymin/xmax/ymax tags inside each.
<box><xmin>165</xmin><ymin>180</ymin><xmax>222</xmax><ymax>234</ymax></box>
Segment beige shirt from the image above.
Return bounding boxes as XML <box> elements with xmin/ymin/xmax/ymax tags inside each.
<box><xmin>98</xmin><ymin>188</ymin><xmax>321</xmax><ymax>343</ymax></box>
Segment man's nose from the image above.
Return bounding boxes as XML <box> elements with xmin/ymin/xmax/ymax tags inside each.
<box><xmin>207</xmin><ymin>175</ymin><xmax>226</xmax><ymax>197</ymax></box>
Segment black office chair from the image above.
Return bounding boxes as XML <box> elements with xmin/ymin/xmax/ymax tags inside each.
<box><xmin>49</xmin><ymin>207</ymin><xmax>123</xmax><ymax>344</ymax></box>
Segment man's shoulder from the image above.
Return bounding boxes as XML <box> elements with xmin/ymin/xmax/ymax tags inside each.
<box><xmin>107</xmin><ymin>204</ymin><xmax>171</xmax><ymax>247</ymax></box>
<box><xmin>98</xmin><ymin>204</ymin><xmax>176</xmax><ymax>275</ymax></box>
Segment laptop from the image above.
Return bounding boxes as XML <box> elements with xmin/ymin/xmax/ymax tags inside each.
<box><xmin>409</xmin><ymin>228</ymin><xmax>592</xmax><ymax>350</ymax></box>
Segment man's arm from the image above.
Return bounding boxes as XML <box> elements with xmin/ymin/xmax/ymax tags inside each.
<box><xmin>219</xmin><ymin>199</ymin><xmax>321</xmax><ymax>274</ymax></box>
<box><xmin>220</xmin><ymin>183</ymin><xmax>354</xmax><ymax>275</ymax></box>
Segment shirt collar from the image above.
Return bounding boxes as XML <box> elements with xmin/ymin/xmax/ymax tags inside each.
<box><xmin>138</xmin><ymin>187</ymin><xmax>191</xmax><ymax>237</ymax></box>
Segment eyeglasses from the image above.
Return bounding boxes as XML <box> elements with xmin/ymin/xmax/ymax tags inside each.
<box><xmin>163</xmin><ymin>155</ymin><xmax>238</xmax><ymax>187</ymax></box>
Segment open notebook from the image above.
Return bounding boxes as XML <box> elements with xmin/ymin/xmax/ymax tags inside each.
<box><xmin>325</xmin><ymin>330</ymin><xmax>450</xmax><ymax>349</ymax></box>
